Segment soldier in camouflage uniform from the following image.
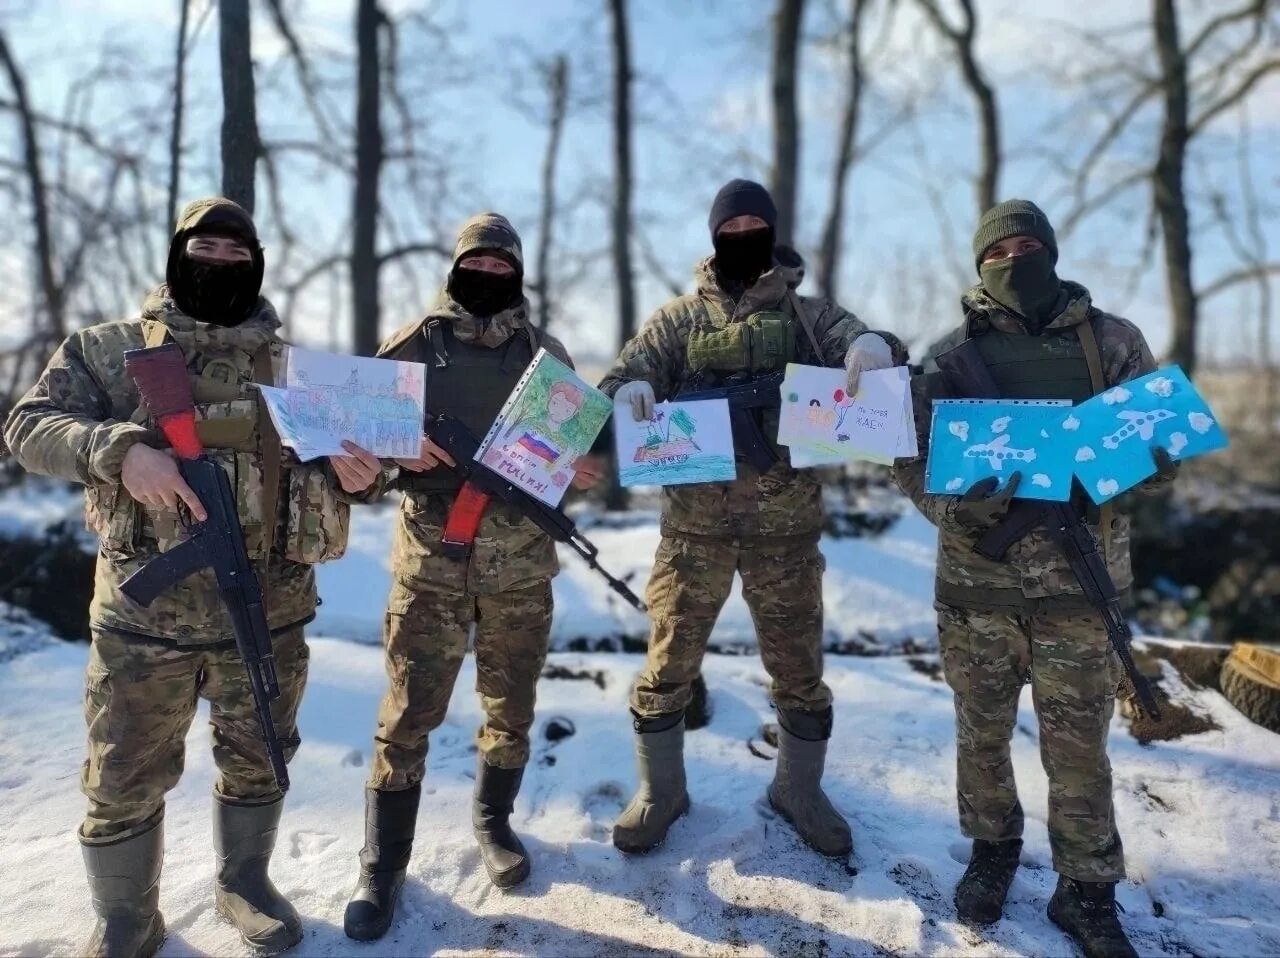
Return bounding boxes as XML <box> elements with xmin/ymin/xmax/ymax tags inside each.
<box><xmin>894</xmin><ymin>200</ymin><xmax>1176</xmax><ymax>957</ymax></box>
<box><xmin>343</xmin><ymin>213</ymin><xmax>604</xmax><ymax>942</ymax></box>
<box><xmin>3</xmin><ymin>198</ymin><xmax>378</xmax><ymax>958</ymax></box>
<box><xmin>598</xmin><ymin>180</ymin><xmax>907</xmax><ymax>859</ymax></box>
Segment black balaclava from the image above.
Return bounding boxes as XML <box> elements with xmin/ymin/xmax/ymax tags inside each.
<box><xmin>447</xmin><ymin>249</ymin><xmax>523</xmax><ymax>318</ymax></box>
<box><xmin>166</xmin><ymin>202</ymin><xmax>264</xmax><ymax>327</ymax></box>
<box><xmin>708</xmin><ymin>178</ymin><xmax>778</xmax><ymax>289</ymax></box>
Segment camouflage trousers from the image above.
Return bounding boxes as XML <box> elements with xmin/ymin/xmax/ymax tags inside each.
<box><xmin>936</xmin><ymin>602</ymin><xmax>1125</xmax><ymax>882</ymax></box>
<box><xmin>370</xmin><ymin>578</ymin><xmax>553</xmax><ymax>790</ymax></box>
<box><xmin>632</xmin><ymin>533</ymin><xmax>831</xmax><ymax>719</ymax></box>
<box><xmin>81</xmin><ymin>626</ymin><xmax>308</xmax><ymax>844</ymax></box>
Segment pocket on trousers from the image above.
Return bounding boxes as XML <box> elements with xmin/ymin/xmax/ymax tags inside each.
<box><xmin>935</xmin><ymin>603</ymin><xmax>973</xmax><ymax>697</ymax></box>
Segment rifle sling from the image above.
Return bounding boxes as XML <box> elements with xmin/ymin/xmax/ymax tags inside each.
<box><xmin>1076</xmin><ymin>316</ymin><xmax>1113</xmax><ymax>554</ymax></box>
<box><xmin>786</xmin><ymin>291</ymin><xmax>825</xmax><ymax>362</ymax></box>
<box><xmin>253</xmin><ymin>345</ymin><xmax>282</xmax><ymax>571</ymax></box>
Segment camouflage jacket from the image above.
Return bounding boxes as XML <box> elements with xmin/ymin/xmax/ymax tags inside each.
<box><xmin>599</xmin><ymin>256</ymin><xmax>906</xmax><ymax>540</ymax></box>
<box><xmin>376</xmin><ymin>289</ymin><xmax>573</xmax><ymax>597</ymax></box>
<box><xmin>893</xmin><ymin>281</ymin><xmax>1163</xmax><ymax>610</ymax></box>
<box><xmin>4</xmin><ymin>288</ymin><xmax>351</xmax><ymax>646</ymax></box>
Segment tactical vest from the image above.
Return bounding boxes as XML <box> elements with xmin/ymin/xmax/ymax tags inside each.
<box><xmin>400</xmin><ymin>320</ymin><xmax>538</xmax><ymax>495</ymax></box>
<box><xmin>973</xmin><ymin>328</ymin><xmax>1095</xmax><ymax>403</ymax></box>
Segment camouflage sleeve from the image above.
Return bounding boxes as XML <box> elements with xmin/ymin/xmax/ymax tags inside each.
<box><xmin>2</xmin><ymin>332</ymin><xmax>150</xmax><ymax>484</ymax></box>
<box><xmin>1100</xmin><ymin>313</ymin><xmax>1177</xmax><ymax>494</ymax></box>
<box><xmin>596</xmin><ymin>304</ymin><xmax>685</xmax><ymax>401</ymax></box>
<box><xmin>804</xmin><ymin>297</ymin><xmax>909</xmax><ymax>367</ymax></box>
<box><xmin>891</xmin><ymin>372</ymin><xmax>965</xmax><ymax>533</ymax></box>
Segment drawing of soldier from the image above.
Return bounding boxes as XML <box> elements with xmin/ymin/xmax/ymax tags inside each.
<box><xmin>343</xmin><ymin>213</ymin><xmax>607</xmax><ymax>941</ymax></box>
<box><xmin>893</xmin><ymin>200</ymin><xmax>1178</xmax><ymax>955</ymax></box>
<box><xmin>597</xmin><ymin>179</ymin><xmax>908</xmax><ymax>860</ymax></box>
<box><xmin>3</xmin><ymin>197</ymin><xmax>380</xmax><ymax>957</ymax></box>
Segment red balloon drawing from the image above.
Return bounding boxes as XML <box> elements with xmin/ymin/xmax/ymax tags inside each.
<box><xmin>833</xmin><ymin>388</ymin><xmax>845</xmax><ymax>402</ymax></box>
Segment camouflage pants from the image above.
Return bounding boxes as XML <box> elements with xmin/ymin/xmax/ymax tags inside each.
<box><xmin>936</xmin><ymin>602</ymin><xmax>1125</xmax><ymax>882</ymax></box>
<box><xmin>370</xmin><ymin>579</ymin><xmax>553</xmax><ymax>790</ymax></box>
<box><xmin>631</xmin><ymin>533</ymin><xmax>831</xmax><ymax>719</ymax></box>
<box><xmin>81</xmin><ymin>626</ymin><xmax>308</xmax><ymax>844</ymax></box>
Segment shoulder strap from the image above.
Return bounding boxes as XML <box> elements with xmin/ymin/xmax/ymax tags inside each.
<box><xmin>785</xmin><ymin>290</ymin><xmax>825</xmax><ymax>361</ymax></box>
<box><xmin>144</xmin><ymin>321</ymin><xmax>172</xmax><ymax>348</ymax></box>
<box><xmin>1076</xmin><ymin>314</ymin><xmax>1113</xmax><ymax>552</ymax></box>
<box><xmin>253</xmin><ymin>343</ymin><xmax>282</xmax><ymax>565</ymax></box>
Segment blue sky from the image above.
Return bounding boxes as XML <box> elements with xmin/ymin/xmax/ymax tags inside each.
<box><xmin>3</xmin><ymin>0</ymin><xmax>1277</xmax><ymax>365</ymax></box>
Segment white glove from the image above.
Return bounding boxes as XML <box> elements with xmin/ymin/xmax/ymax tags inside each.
<box><xmin>614</xmin><ymin>379</ymin><xmax>656</xmax><ymax>422</ymax></box>
<box><xmin>844</xmin><ymin>333</ymin><xmax>893</xmax><ymax>396</ymax></box>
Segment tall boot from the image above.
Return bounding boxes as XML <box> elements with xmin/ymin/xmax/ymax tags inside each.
<box><xmin>473</xmin><ymin>758</ymin><xmax>531</xmax><ymax>889</ymax></box>
<box><xmin>954</xmin><ymin>838</ymin><xmax>1023</xmax><ymax>925</ymax></box>
<box><xmin>344</xmin><ymin>784</ymin><xmax>421</xmax><ymax>941</ymax></box>
<box><xmin>612</xmin><ymin>711</ymin><xmax>690</xmax><ymax>854</ymax></box>
<box><xmin>81</xmin><ymin>814</ymin><xmax>167</xmax><ymax>958</ymax></box>
<box><xmin>1048</xmin><ymin>875</ymin><xmax>1138</xmax><ymax>958</ymax></box>
<box><xmin>213</xmin><ymin>794</ymin><xmax>302</xmax><ymax>956</ymax></box>
<box><xmin>767</xmin><ymin>707</ymin><xmax>853</xmax><ymax>858</ymax></box>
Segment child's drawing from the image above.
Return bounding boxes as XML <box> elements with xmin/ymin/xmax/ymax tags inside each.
<box><xmin>616</xmin><ymin>399</ymin><xmax>736</xmax><ymax>487</ymax></box>
<box><xmin>1101</xmin><ymin>409</ymin><xmax>1177</xmax><ymax>449</ymax></box>
<box><xmin>926</xmin><ymin>399</ymin><xmax>1074</xmax><ymax>501</ymax></box>
<box><xmin>776</xmin><ymin>364</ymin><xmax>913</xmax><ymax>466</ymax></box>
<box><xmin>964</xmin><ymin>434</ymin><xmax>1037</xmax><ymax>470</ymax></box>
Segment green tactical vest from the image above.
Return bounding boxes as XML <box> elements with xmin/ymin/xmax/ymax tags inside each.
<box><xmin>973</xmin><ymin>328</ymin><xmax>1094</xmax><ymax>403</ymax></box>
<box><xmin>400</xmin><ymin>320</ymin><xmax>537</xmax><ymax>495</ymax></box>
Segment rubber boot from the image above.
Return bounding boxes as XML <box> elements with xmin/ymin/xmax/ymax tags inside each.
<box><xmin>1048</xmin><ymin>875</ymin><xmax>1138</xmax><ymax>958</ymax></box>
<box><xmin>767</xmin><ymin>707</ymin><xmax>853</xmax><ymax>858</ymax></box>
<box><xmin>344</xmin><ymin>784</ymin><xmax>421</xmax><ymax>941</ymax></box>
<box><xmin>473</xmin><ymin>758</ymin><xmax>531</xmax><ymax>888</ymax></box>
<box><xmin>81</xmin><ymin>814</ymin><xmax>167</xmax><ymax>958</ymax></box>
<box><xmin>213</xmin><ymin>794</ymin><xmax>302</xmax><ymax>956</ymax></box>
<box><xmin>954</xmin><ymin>838</ymin><xmax>1023</xmax><ymax>925</ymax></box>
<box><xmin>612</xmin><ymin>711</ymin><xmax>690</xmax><ymax>854</ymax></box>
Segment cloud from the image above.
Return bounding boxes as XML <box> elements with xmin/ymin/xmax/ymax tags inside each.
<box><xmin>991</xmin><ymin>416</ymin><xmax>1011</xmax><ymax>434</ymax></box>
<box><xmin>1032</xmin><ymin>473</ymin><xmax>1052</xmax><ymax>488</ymax></box>
<box><xmin>1102</xmin><ymin>387</ymin><xmax>1132</xmax><ymax>406</ymax></box>
<box><xmin>1168</xmin><ymin>432</ymin><xmax>1188</xmax><ymax>456</ymax></box>
<box><xmin>948</xmin><ymin>421</ymin><xmax>970</xmax><ymax>441</ymax></box>
<box><xmin>1063</xmin><ymin>415</ymin><xmax>1081</xmax><ymax>431</ymax></box>
<box><xmin>1145</xmin><ymin>376</ymin><xmax>1175</xmax><ymax>398</ymax></box>
<box><xmin>1188</xmin><ymin>412</ymin><xmax>1215</xmax><ymax>435</ymax></box>
<box><xmin>1075</xmin><ymin>446</ymin><xmax>1096</xmax><ymax>462</ymax></box>
<box><xmin>1097</xmin><ymin>478</ymin><xmax>1120</xmax><ymax>497</ymax></box>
<box><xmin>946</xmin><ymin>478</ymin><xmax>964</xmax><ymax>492</ymax></box>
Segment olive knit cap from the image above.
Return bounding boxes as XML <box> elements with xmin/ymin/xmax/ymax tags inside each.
<box><xmin>972</xmin><ymin>199</ymin><xmax>1057</xmax><ymax>273</ymax></box>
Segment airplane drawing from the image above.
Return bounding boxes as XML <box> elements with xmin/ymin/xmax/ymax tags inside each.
<box><xmin>1101</xmin><ymin>408</ymin><xmax>1177</xmax><ymax>450</ymax></box>
<box><xmin>964</xmin><ymin>434</ymin><xmax>1038</xmax><ymax>470</ymax></box>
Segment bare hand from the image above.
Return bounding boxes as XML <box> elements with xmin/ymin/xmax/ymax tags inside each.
<box><xmin>121</xmin><ymin>443</ymin><xmax>207</xmax><ymax>521</ymax></box>
<box><xmin>571</xmin><ymin>454</ymin><xmax>606</xmax><ymax>490</ymax></box>
<box><xmin>329</xmin><ymin>441</ymin><xmax>382</xmax><ymax>493</ymax></box>
<box><xmin>394</xmin><ymin>435</ymin><xmax>457</xmax><ymax>473</ymax></box>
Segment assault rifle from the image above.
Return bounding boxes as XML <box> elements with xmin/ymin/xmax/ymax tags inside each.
<box><xmin>426</xmin><ymin>413</ymin><xmax>646</xmax><ymax>613</ymax></box>
<box><xmin>934</xmin><ymin>340</ymin><xmax>1161</xmax><ymax>719</ymax></box>
<box><xmin>118</xmin><ymin>344</ymin><xmax>292</xmax><ymax>790</ymax></box>
<box><xmin>677</xmin><ymin>370</ymin><xmax>785</xmax><ymax>472</ymax></box>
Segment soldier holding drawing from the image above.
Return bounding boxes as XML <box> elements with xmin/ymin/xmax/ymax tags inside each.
<box><xmin>598</xmin><ymin>178</ymin><xmax>908</xmax><ymax>860</ymax></box>
<box><xmin>343</xmin><ymin>213</ymin><xmax>606</xmax><ymax>941</ymax></box>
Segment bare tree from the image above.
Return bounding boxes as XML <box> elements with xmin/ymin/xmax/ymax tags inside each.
<box><xmin>219</xmin><ymin>0</ymin><xmax>259</xmax><ymax>213</ymax></box>
<box><xmin>167</xmin><ymin>0</ymin><xmax>191</xmax><ymax>231</ymax></box>
<box><xmin>534</xmin><ymin>54</ymin><xmax>570</xmax><ymax>332</ymax></box>
<box><xmin>914</xmin><ymin>0</ymin><xmax>1000</xmax><ymax>214</ymax></box>
<box><xmin>770</xmin><ymin>0</ymin><xmax>806</xmax><ymax>244</ymax></box>
<box><xmin>352</xmin><ymin>0</ymin><xmax>385</xmax><ymax>356</ymax></box>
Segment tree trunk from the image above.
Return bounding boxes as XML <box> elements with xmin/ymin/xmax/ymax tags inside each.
<box><xmin>1153</xmin><ymin>0</ymin><xmax>1198</xmax><ymax>374</ymax></box>
<box><xmin>219</xmin><ymin>0</ymin><xmax>259</xmax><ymax>214</ymax></box>
<box><xmin>352</xmin><ymin>0</ymin><xmax>383</xmax><ymax>356</ymax></box>
<box><xmin>770</xmin><ymin>0</ymin><xmax>806</xmax><ymax>245</ymax></box>
<box><xmin>0</xmin><ymin>31</ymin><xmax>62</xmax><ymax>339</ymax></box>
<box><xmin>167</xmin><ymin>0</ymin><xmax>191</xmax><ymax>230</ymax></box>
<box><xmin>534</xmin><ymin>55</ymin><xmax>569</xmax><ymax>333</ymax></box>
<box><xmin>817</xmin><ymin>0</ymin><xmax>868</xmax><ymax>301</ymax></box>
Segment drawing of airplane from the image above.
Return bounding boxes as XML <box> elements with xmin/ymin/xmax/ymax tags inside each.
<box><xmin>1101</xmin><ymin>409</ymin><xmax>1176</xmax><ymax>450</ymax></box>
<box><xmin>964</xmin><ymin>434</ymin><xmax>1037</xmax><ymax>470</ymax></box>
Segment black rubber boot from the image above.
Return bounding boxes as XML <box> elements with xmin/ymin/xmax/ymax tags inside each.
<box><xmin>1048</xmin><ymin>875</ymin><xmax>1138</xmax><ymax>958</ymax></box>
<box><xmin>473</xmin><ymin>758</ymin><xmax>531</xmax><ymax>889</ymax></box>
<box><xmin>344</xmin><ymin>784</ymin><xmax>421</xmax><ymax>941</ymax></box>
<box><xmin>213</xmin><ymin>794</ymin><xmax>302</xmax><ymax>956</ymax></box>
<box><xmin>613</xmin><ymin>711</ymin><xmax>690</xmax><ymax>854</ymax></box>
<box><xmin>81</xmin><ymin>814</ymin><xmax>167</xmax><ymax>958</ymax></box>
<box><xmin>767</xmin><ymin>707</ymin><xmax>852</xmax><ymax>858</ymax></box>
<box><xmin>954</xmin><ymin>838</ymin><xmax>1023</xmax><ymax>925</ymax></box>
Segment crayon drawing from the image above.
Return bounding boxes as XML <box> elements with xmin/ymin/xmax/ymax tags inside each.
<box><xmin>616</xmin><ymin>399</ymin><xmax>736</xmax><ymax>487</ymax></box>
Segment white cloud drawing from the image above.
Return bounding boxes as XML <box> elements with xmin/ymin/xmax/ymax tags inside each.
<box><xmin>1040</xmin><ymin>429</ymin><xmax>1050</xmax><ymax>438</ymax></box>
<box><xmin>1188</xmin><ymin>412</ymin><xmax>1215</xmax><ymax>435</ymax></box>
<box><xmin>991</xmin><ymin>416</ymin><xmax>1012</xmax><ymax>434</ymax></box>
<box><xmin>1097</xmin><ymin>478</ymin><xmax>1120</xmax><ymax>497</ymax></box>
<box><xmin>949</xmin><ymin>420</ymin><xmax>970</xmax><ymax>441</ymax></box>
<box><xmin>1102</xmin><ymin>387</ymin><xmax>1132</xmax><ymax>405</ymax></box>
<box><xmin>1032</xmin><ymin>473</ymin><xmax>1052</xmax><ymax>488</ymax></box>
<box><xmin>1145</xmin><ymin>376</ymin><xmax>1174</xmax><ymax>398</ymax></box>
<box><xmin>946</xmin><ymin>478</ymin><xmax>965</xmax><ymax>492</ymax></box>
<box><xmin>1168</xmin><ymin>432</ymin><xmax>1188</xmax><ymax>456</ymax></box>
<box><xmin>1063</xmin><ymin>415</ymin><xmax>1081</xmax><ymax>431</ymax></box>
<box><xmin>1075</xmin><ymin>446</ymin><xmax>1097</xmax><ymax>462</ymax></box>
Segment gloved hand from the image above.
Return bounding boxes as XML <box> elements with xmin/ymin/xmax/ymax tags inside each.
<box><xmin>844</xmin><ymin>333</ymin><xmax>893</xmax><ymax>396</ymax></box>
<box><xmin>614</xmin><ymin>380</ymin><xmax>656</xmax><ymax>422</ymax></box>
<box><xmin>952</xmin><ymin>473</ymin><xmax>1022</xmax><ymax>531</ymax></box>
<box><xmin>1151</xmin><ymin>445</ymin><xmax>1178</xmax><ymax>481</ymax></box>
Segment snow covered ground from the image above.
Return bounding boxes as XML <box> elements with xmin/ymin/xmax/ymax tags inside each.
<box><xmin>1</xmin><ymin>499</ymin><xmax>1278</xmax><ymax>956</ymax></box>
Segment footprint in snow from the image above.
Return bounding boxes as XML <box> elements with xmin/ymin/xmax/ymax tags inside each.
<box><xmin>289</xmin><ymin>830</ymin><xmax>339</xmax><ymax>859</ymax></box>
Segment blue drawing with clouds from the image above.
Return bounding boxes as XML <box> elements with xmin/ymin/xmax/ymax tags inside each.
<box><xmin>1068</xmin><ymin>366</ymin><xmax>1227</xmax><ymax>504</ymax></box>
<box><xmin>926</xmin><ymin>399</ymin><xmax>1075</xmax><ymax>501</ymax></box>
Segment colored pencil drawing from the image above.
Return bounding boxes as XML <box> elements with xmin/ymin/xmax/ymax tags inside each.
<box><xmin>777</xmin><ymin>364</ymin><xmax>914</xmax><ymax>466</ymax></box>
<box><xmin>616</xmin><ymin>399</ymin><xmax>736</xmax><ymax>487</ymax></box>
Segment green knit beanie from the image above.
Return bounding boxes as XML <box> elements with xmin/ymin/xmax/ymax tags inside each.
<box><xmin>972</xmin><ymin>199</ymin><xmax>1057</xmax><ymax>273</ymax></box>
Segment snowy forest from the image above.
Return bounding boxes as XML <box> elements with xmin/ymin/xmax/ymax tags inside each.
<box><xmin>1</xmin><ymin>1</ymin><xmax>1279</xmax><ymax>956</ymax></box>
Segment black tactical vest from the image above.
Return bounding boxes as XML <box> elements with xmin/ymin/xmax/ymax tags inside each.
<box><xmin>973</xmin><ymin>327</ymin><xmax>1094</xmax><ymax>403</ymax></box>
<box><xmin>400</xmin><ymin>320</ymin><xmax>537</xmax><ymax>494</ymax></box>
